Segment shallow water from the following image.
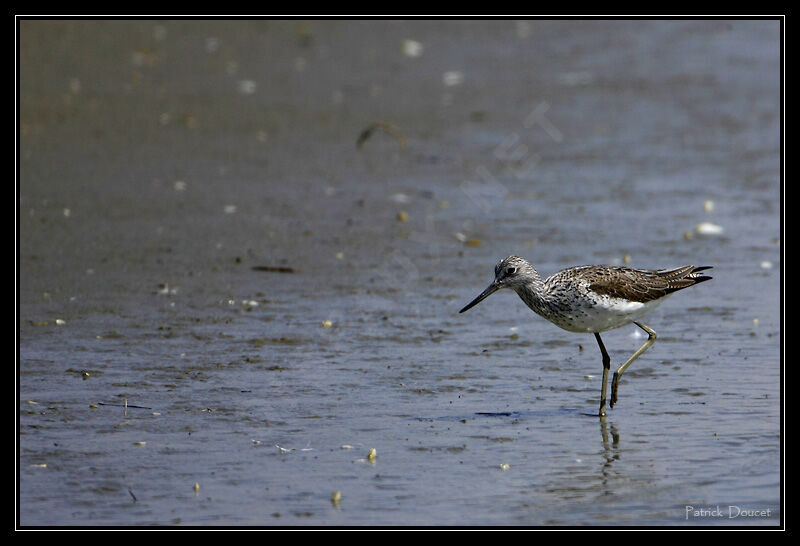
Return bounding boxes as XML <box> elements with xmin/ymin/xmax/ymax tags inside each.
<box><xmin>18</xmin><ymin>19</ymin><xmax>781</xmax><ymax>527</ymax></box>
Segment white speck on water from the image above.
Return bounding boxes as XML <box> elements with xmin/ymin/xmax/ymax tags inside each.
<box><xmin>557</xmin><ymin>71</ymin><xmax>593</xmax><ymax>86</ymax></box>
<box><xmin>223</xmin><ymin>205</ymin><xmax>237</xmax><ymax>214</ymax></box>
<box><xmin>515</xmin><ymin>21</ymin><xmax>531</xmax><ymax>39</ymax></box>
<box><xmin>205</xmin><ymin>37</ymin><xmax>220</xmax><ymax>53</ymax></box>
<box><xmin>390</xmin><ymin>193</ymin><xmax>411</xmax><ymax>204</ymax></box>
<box><xmin>703</xmin><ymin>200</ymin><xmax>715</xmax><ymax>212</ymax></box>
<box><xmin>401</xmin><ymin>39</ymin><xmax>423</xmax><ymax>57</ymax></box>
<box><xmin>237</xmin><ymin>80</ymin><xmax>257</xmax><ymax>95</ymax></box>
<box><xmin>694</xmin><ymin>221</ymin><xmax>724</xmax><ymax>235</ymax></box>
<box><xmin>442</xmin><ymin>71</ymin><xmax>464</xmax><ymax>87</ymax></box>
<box><xmin>760</xmin><ymin>261</ymin><xmax>773</xmax><ymax>269</ymax></box>
<box><xmin>152</xmin><ymin>25</ymin><xmax>167</xmax><ymax>42</ymax></box>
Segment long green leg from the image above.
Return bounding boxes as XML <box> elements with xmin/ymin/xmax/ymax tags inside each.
<box><xmin>594</xmin><ymin>332</ymin><xmax>611</xmax><ymax>417</ymax></box>
<box><xmin>610</xmin><ymin>321</ymin><xmax>657</xmax><ymax>408</ymax></box>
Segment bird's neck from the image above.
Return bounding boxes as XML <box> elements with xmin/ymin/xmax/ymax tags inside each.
<box><xmin>512</xmin><ymin>275</ymin><xmax>548</xmax><ymax>315</ymax></box>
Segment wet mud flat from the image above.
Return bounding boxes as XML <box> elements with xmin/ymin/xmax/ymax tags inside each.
<box><xmin>19</xmin><ymin>20</ymin><xmax>780</xmax><ymax>526</ymax></box>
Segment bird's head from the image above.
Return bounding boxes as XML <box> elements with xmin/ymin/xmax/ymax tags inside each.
<box><xmin>459</xmin><ymin>255</ymin><xmax>534</xmax><ymax>313</ymax></box>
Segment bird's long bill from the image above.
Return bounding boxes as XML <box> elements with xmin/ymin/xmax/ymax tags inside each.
<box><xmin>459</xmin><ymin>283</ymin><xmax>500</xmax><ymax>313</ymax></box>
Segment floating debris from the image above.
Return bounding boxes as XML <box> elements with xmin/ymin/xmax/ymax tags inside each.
<box><xmin>622</xmin><ymin>255</ymin><xmax>631</xmax><ymax>264</ymax></box>
<box><xmin>396</xmin><ymin>211</ymin><xmax>409</xmax><ymax>222</ymax></box>
<box><xmin>133</xmin><ymin>441</ymin><xmax>147</xmax><ymax>447</ymax></box>
<box><xmin>156</xmin><ymin>283</ymin><xmax>178</xmax><ymax>296</ymax></box>
<box><xmin>753</xmin><ymin>318</ymin><xmax>759</xmax><ymax>327</ymax></box>
<box><xmin>97</xmin><ymin>402</ymin><xmax>153</xmax><ymax>410</ymax></box>
<box><xmin>356</xmin><ymin>121</ymin><xmax>407</xmax><ymax>150</ymax></box>
<box><xmin>237</xmin><ymin>80</ymin><xmax>257</xmax><ymax>95</ymax></box>
<box><xmin>204</xmin><ymin>37</ymin><xmax>220</xmax><ymax>53</ymax></box>
<box><xmin>557</xmin><ymin>71</ymin><xmax>593</xmax><ymax>86</ymax></box>
<box><xmin>223</xmin><ymin>204</ymin><xmax>237</xmax><ymax>214</ymax></box>
<box><xmin>153</xmin><ymin>25</ymin><xmax>167</xmax><ymax>42</ymax></box>
<box><xmin>182</xmin><ymin>114</ymin><xmax>199</xmax><ymax>129</ymax></box>
<box><xmin>401</xmin><ymin>39</ymin><xmax>423</xmax><ymax>57</ymax></box>
<box><xmin>760</xmin><ymin>261</ymin><xmax>773</xmax><ymax>269</ymax></box>
<box><xmin>331</xmin><ymin>490</ymin><xmax>342</xmax><ymax>506</ymax></box>
<box><xmin>251</xmin><ymin>266</ymin><xmax>296</xmax><ymax>274</ymax></box>
<box><xmin>55</xmin><ymin>319</ymin><xmax>66</xmax><ymax>326</ymax></box>
<box><xmin>442</xmin><ymin>70</ymin><xmax>464</xmax><ymax>87</ymax></box>
<box><xmin>321</xmin><ymin>320</ymin><xmax>333</xmax><ymax>328</ymax></box>
<box><xmin>173</xmin><ymin>180</ymin><xmax>187</xmax><ymax>192</ymax></box>
<box><xmin>335</xmin><ymin>252</ymin><xmax>344</xmax><ymax>260</ymax></box>
<box><xmin>390</xmin><ymin>193</ymin><xmax>411</xmax><ymax>204</ymax></box>
<box><xmin>367</xmin><ymin>448</ymin><xmax>377</xmax><ymax>462</ymax></box>
<box><xmin>454</xmin><ymin>233</ymin><xmax>484</xmax><ymax>247</ymax></box>
<box><xmin>694</xmin><ymin>221</ymin><xmax>724</xmax><ymax>236</ymax></box>
<box><xmin>340</xmin><ymin>444</ymin><xmax>354</xmax><ymax>450</ymax></box>
<box><xmin>499</xmin><ymin>463</ymin><xmax>510</xmax><ymax>471</ymax></box>
<box><xmin>703</xmin><ymin>200</ymin><xmax>715</xmax><ymax>212</ymax></box>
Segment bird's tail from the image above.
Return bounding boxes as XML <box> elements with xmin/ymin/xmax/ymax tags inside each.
<box><xmin>656</xmin><ymin>265</ymin><xmax>713</xmax><ymax>293</ymax></box>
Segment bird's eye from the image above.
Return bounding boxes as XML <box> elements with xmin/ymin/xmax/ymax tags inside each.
<box><xmin>505</xmin><ymin>267</ymin><xmax>517</xmax><ymax>276</ymax></box>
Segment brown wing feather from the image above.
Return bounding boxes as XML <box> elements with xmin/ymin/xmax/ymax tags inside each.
<box><xmin>586</xmin><ymin>265</ymin><xmax>712</xmax><ymax>303</ymax></box>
